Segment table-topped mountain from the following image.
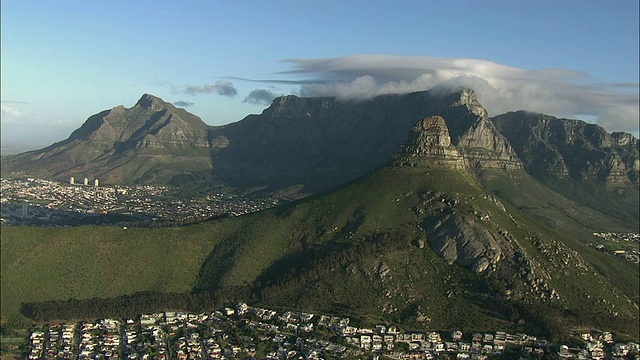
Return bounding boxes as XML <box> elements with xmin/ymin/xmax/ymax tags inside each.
<box><xmin>2</xmin><ymin>89</ymin><xmax>637</xmax><ymax>202</ymax></box>
<box><xmin>208</xmin><ymin>89</ymin><xmax>521</xmax><ymax>195</ymax></box>
<box><xmin>3</xmin><ymin>89</ymin><xmax>521</xmax><ymax>191</ymax></box>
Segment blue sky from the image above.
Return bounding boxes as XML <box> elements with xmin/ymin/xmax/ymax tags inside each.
<box><xmin>2</xmin><ymin>0</ymin><xmax>638</xmax><ymax>147</ymax></box>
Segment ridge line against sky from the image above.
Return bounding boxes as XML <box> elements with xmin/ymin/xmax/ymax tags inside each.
<box><xmin>1</xmin><ymin>0</ymin><xmax>638</xmax><ymax>147</ymax></box>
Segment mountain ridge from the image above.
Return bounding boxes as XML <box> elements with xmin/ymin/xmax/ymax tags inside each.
<box><xmin>492</xmin><ymin>110</ymin><xmax>639</xmax><ymax>186</ymax></box>
<box><xmin>2</xmin><ymin>91</ymin><xmax>638</xmax><ymax>340</ymax></box>
<box><xmin>208</xmin><ymin>88</ymin><xmax>523</xmax><ymax>196</ymax></box>
<box><xmin>2</xmin><ymin>89</ymin><xmax>637</xmax><ymax>219</ymax></box>
<box><xmin>491</xmin><ymin>110</ymin><xmax>639</xmax><ymax>224</ymax></box>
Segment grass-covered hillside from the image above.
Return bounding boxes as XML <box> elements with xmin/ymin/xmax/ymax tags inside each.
<box><xmin>2</xmin><ymin>164</ymin><xmax>638</xmax><ymax>340</ymax></box>
<box><xmin>192</xmin><ymin>164</ymin><xmax>638</xmax><ymax>339</ymax></box>
<box><xmin>0</xmin><ymin>225</ymin><xmax>222</xmax><ymax>326</ymax></box>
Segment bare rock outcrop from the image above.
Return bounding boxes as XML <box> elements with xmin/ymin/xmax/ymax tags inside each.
<box><xmin>394</xmin><ymin>116</ymin><xmax>466</xmax><ymax>169</ymax></box>
<box><xmin>492</xmin><ymin>111</ymin><xmax>639</xmax><ymax>185</ymax></box>
<box><xmin>423</xmin><ymin>212</ymin><xmax>504</xmax><ymax>273</ymax></box>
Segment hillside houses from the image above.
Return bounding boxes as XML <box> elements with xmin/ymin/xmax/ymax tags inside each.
<box><xmin>24</xmin><ymin>302</ymin><xmax>638</xmax><ymax>360</ymax></box>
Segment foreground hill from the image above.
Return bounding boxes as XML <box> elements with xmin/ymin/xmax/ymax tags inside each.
<box><xmin>5</xmin><ymin>114</ymin><xmax>638</xmax><ymax>340</ymax></box>
<box><xmin>192</xmin><ymin>118</ymin><xmax>638</xmax><ymax>339</ymax></box>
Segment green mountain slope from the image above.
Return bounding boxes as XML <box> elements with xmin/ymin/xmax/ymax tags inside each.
<box><xmin>2</xmin><ymin>92</ymin><xmax>637</xmax><ymax>342</ymax></box>
<box><xmin>0</xmin><ymin>225</ymin><xmax>223</xmax><ymax>325</ymax></box>
<box><xmin>190</xmin><ymin>161</ymin><xmax>638</xmax><ymax>339</ymax></box>
<box><xmin>5</xmin><ymin>161</ymin><xmax>636</xmax><ymax>338</ymax></box>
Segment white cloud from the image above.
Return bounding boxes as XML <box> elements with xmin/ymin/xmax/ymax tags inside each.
<box><xmin>1</xmin><ymin>105</ymin><xmax>25</xmax><ymax>122</ymax></box>
<box><xmin>1</xmin><ymin>103</ymin><xmax>76</xmax><ymax>126</ymax></box>
<box><xmin>281</xmin><ymin>55</ymin><xmax>639</xmax><ymax>134</ymax></box>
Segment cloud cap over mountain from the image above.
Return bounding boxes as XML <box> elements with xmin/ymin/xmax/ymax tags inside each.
<box><xmin>281</xmin><ymin>55</ymin><xmax>639</xmax><ymax>134</ymax></box>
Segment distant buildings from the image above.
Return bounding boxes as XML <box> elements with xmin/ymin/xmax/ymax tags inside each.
<box><xmin>1</xmin><ymin>177</ymin><xmax>278</xmax><ymax>226</ymax></box>
<box><xmin>70</xmin><ymin>176</ymin><xmax>98</xmax><ymax>187</ymax></box>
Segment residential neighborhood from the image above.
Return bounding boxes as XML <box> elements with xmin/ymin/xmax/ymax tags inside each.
<box><xmin>590</xmin><ymin>232</ymin><xmax>640</xmax><ymax>264</ymax></box>
<box><xmin>19</xmin><ymin>303</ymin><xmax>639</xmax><ymax>359</ymax></box>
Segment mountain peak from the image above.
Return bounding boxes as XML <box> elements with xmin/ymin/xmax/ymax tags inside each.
<box><xmin>135</xmin><ymin>93</ymin><xmax>171</xmax><ymax>111</ymax></box>
<box><xmin>450</xmin><ymin>88</ymin><xmax>487</xmax><ymax>118</ymax></box>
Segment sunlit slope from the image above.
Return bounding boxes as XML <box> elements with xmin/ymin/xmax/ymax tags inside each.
<box><xmin>0</xmin><ymin>225</ymin><xmax>221</xmax><ymax>325</ymax></box>
<box><xmin>2</xmin><ymin>163</ymin><xmax>637</xmax><ymax>338</ymax></box>
<box><xmin>1</xmin><ymin>94</ymin><xmax>213</xmax><ymax>185</ymax></box>
<box><xmin>194</xmin><ymin>164</ymin><xmax>639</xmax><ymax>337</ymax></box>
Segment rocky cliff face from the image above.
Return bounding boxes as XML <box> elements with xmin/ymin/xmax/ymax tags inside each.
<box><xmin>430</xmin><ymin>89</ymin><xmax>522</xmax><ymax>170</ymax></box>
<box><xmin>394</xmin><ymin>116</ymin><xmax>466</xmax><ymax>169</ymax></box>
<box><xmin>210</xmin><ymin>88</ymin><xmax>522</xmax><ymax>195</ymax></box>
<box><xmin>424</xmin><ymin>211</ymin><xmax>506</xmax><ymax>273</ymax></box>
<box><xmin>492</xmin><ymin>111</ymin><xmax>639</xmax><ymax>186</ymax></box>
<box><xmin>413</xmin><ymin>190</ymin><xmax>519</xmax><ymax>274</ymax></box>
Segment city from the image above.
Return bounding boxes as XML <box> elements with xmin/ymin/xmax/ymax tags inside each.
<box><xmin>0</xmin><ymin>178</ymin><xmax>278</xmax><ymax>227</ymax></box>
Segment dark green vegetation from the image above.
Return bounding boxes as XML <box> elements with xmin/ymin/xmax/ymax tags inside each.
<box><xmin>192</xmin><ymin>164</ymin><xmax>639</xmax><ymax>340</ymax></box>
<box><xmin>0</xmin><ymin>225</ymin><xmax>220</xmax><ymax>325</ymax></box>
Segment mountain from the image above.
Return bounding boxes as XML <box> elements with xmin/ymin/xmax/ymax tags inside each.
<box><xmin>2</xmin><ymin>89</ymin><xmax>522</xmax><ymax>193</ymax></box>
<box><xmin>492</xmin><ymin>111</ymin><xmax>638</xmax><ymax>186</ymax></box>
<box><xmin>492</xmin><ymin>111</ymin><xmax>639</xmax><ymax>224</ymax></box>
<box><xmin>189</xmin><ymin>111</ymin><xmax>638</xmax><ymax>339</ymax></box>
<box><xmin>1</xmin><ymin>94</ymin><xmax>213</xmax><ymax>184</ymax></box>
<box><xmin>3</xmin><ymin>89</ymin><xmax>637</xmax><ymax>229</ymax></box>
<box><xmin>5</xmin><ymin>90</ymin><xmax>639</xmax><ymax>340</ymax></box>
<box><xmin>208</xmin><ymin>89</ymin><xmax>521</xmax><ymax>196</ymax></box>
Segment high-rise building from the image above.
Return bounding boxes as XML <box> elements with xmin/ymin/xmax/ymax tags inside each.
<box><xmin>83</xmin><ymin>178</ymin><xmax>89</xmax><ymax>186</ymax></box>
<box><xmin>21</xmin><ymin>203</ymin><xmax>28</xmax><ymax>218</ymax></box>
<box><xmin>70</xmin><ymin>176</ymin><xmax>75</xmax><ymax>185</ymax></box>
<box><xmin>94</xmin><ymin>179</ymin><xmax>99</xmax><ymax>187</ymax></box>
